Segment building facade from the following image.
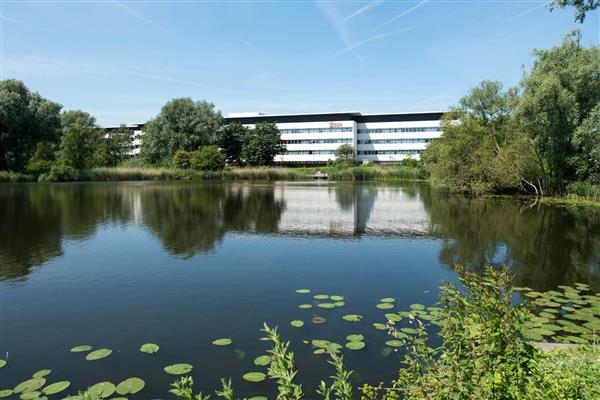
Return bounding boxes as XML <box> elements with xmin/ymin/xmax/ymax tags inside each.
<box><xmin>104</xmin><ymin>123</ymin><xmax>144</xmax><ymax>156</ymax></box>
<box><xmin>225</xmin><ymin>111</ymin><xmax>444</xmax><ymax>164</ymax></box>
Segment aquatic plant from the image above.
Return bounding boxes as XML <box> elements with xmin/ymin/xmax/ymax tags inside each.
<box><xmin>262</xmin><ymin>323</ymin><xmax>304</xmax><ymax>400</ymax></box>
<box><xmin>169</xmin><ymin>376</ymin><xmax>211</xmax><ymax>400</ymax></box>
<box><xmin>316</xmin><ymin>352</ymin><xmax>353</xmax><ymax>400</ymax></box>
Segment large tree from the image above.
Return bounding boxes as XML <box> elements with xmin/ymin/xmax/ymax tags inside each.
<box><xmin>549</xmin><ymin>0</ymin><xmax>599</xmax><ymax>22</ymax></box>
<box><xmin>219</xmin><ymin>123</ymin><xmax>248</xmax><ymax>165</ymax></box>
<box><xmin>95</xmin><ymin>125</ymin><xmax>133</xmax><ymax>167</ymax></box>
<box><xmin>141</xmin><ymin>98</ymin><xmax>223</xmax><ymax>165</ymax></box>
<box><xmin>241</xmin><ymin>123</ymin><xmax>286</xmax><ymax>166</ymax></box>
<box><xmin>0</xmin><ymin>79</ymin><xmax>62</xmax><ymax>171</ymax></box>
<box><xmin>516</xmin><ymin>31</ymin><xmax>600</xmax><ymax>192</ymax></box>
<box><xmin>58</xmin><ymin>110</ymin><xmax>101</xmax><ymax>170</ymax></box>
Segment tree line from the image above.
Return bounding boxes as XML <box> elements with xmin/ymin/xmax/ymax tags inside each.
<box><xmin>422</xmin><ymin>31</ymin><xmax>600</xmax><ymax>196</ymax></box>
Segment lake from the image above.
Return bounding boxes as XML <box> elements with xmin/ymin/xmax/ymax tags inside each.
<box><xmin>1</xmin><ymin>181</ymin><xmax>599</xmax><ymax>398</ymax></box>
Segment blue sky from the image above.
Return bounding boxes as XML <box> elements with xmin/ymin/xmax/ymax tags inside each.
<box><xmin>1</xmin><ymin>0</ymin><xmax>598</xmax><ymax>126</ymax></box>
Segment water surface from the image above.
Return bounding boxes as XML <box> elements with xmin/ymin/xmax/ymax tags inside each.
<box><xmin>1</xmin><ymin>181</ymin><xmax>599</xmax><ymax>398</ymax></box>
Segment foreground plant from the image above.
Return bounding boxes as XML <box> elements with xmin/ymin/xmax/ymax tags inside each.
<box><xmin>317</xmin><ymin>352</ymin><xmax>353</xmax><ymax>400</ymax></box>
<box><xmin>169</xmin><ymin>376</ymin><xmax>211</xmax><ymax>400</ymax></box>
<box><xmin>261</xmin><ymin>323</ymin><xmax>304</xmax><ymax>400</ymax></box>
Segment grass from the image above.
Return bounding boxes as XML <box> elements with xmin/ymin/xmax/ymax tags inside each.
<box><xmin>0</xmin><ymin>171</ymin><xmax>35</xmax><ymax>183</ymax></box>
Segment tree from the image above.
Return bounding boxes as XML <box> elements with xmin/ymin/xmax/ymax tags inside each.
<box><xmin>190</xmin><ymin>146</ymin><xmax>226</xmax><ymax>171</ymax></box>
<box><xmin>241</xmin><ymin>123</ymin><xmax>286</xmax><ymax>166</ymax></box>
<box><xmin>335</xmin><ymin>144</ymin><xmax>355</xmax><ymax>162</ymax></box>
<box><xmin>516</xmin><ymin>31</ymin><xmax>600</xmax><ymax>192</ymax></box>
<box><xmin>0</xmin><ymin>79</ymin><xmax>62</xmax><ymax>171</ymax></box>
<box><xmin>171</xmin><ymin>149</ymin><xmax>192</xmax><ymax>169</ymax></box>
<box><xmin>26</xmin><ymin>142</ymin><xmax>57</xmax><ymax>176</ymax></box>
<box><xmin>549</xmin><ymin>0</ymin><xmax>599</xmax><ymax>22</ymax></box>
<box><xmin>141</xmin><ymin>98</ymin><xmax>223</xmax><ymax>165</ymax></box>
<box><xmin>58</xmin><ymin>110</ymin><xmax>101</xmax><ymax>170</ymax></box>
<box><xmin>95</xmin><ymin>125</ymin><xmax>133</xmax><ymax>167</ymax></box>
<box><xmin>219</xmin><ymin>124</ymin><xmax>248</xmax><ymax>165</ymax></box>
<box><xmin>571</xmin><ymin>104</ymin><xmax>600</xmax><ymax>183</ymax></box>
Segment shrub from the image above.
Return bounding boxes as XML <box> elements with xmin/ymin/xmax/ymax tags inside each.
<box><xmin>190</xmin><ymin>146</ymin><xmax>226</xmax><ymax>171</ymax></box>
<box><xmin>335</xmin><ymin>144</ymin><xmax>355</xmax><ymax>162</ymax></box>
<box><xmin>26</xmin><ymin>142</ymin><xmax>57</xmax><ymax>176</ymax></box>
<box><xmin>399</xmin><ymin>156</ymin><xmax>419</xmax><ymax>168</ymax></box>
<box><xmin>567</xmin><ymin>181</ymin><xmax>600</xmax><ymax>200</ymax></box>
<box><xmin>172</xmin><ymin>149</ymin><xmax>192</xmax><ymax>169</ymax></box>
<box><xmin>39</xmin><ymin>164</ymin><xmax>80</xmax><ymax>182</ymax></box>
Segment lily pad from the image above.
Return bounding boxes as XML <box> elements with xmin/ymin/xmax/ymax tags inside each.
<box><xmin>14</xmin><ymin>378</ymin><xmax>45</xmax><ymax>393</ymax></box>
<box><xmin>345</xmin><ymin>341</ymin><xmax>365</xmax><ymax>350</ymax></box>
<box><xmin>0</xmin><ymin>390</ymin><xmax>13</xmax><ymax>398</ymax></box>
<box><xmin>313</xmin><ymin>294</ymin><xmax>329</xmax><ymax>300</ymax></box>
<box><xmin>0</xmin><ymin>360</ymin><xmax>5</xmax><ymax>368</ymax></box>
<box><xmin>385</xmin><ymin>313</ymin><xmax>402</xmax><ymax>322</ymax></box>
<box><xmin>242</xmin><ymin>372</ymin><xmax>266</xmax><ymax>382</ymax></box>
<box><xmin>116</xmin><ymin>378</ymin><xmax>145</xmax><ymax>395</ymax></box>
<box><xmin>88</xmin><ymin>382</ymin><xmax>115</xmax><ymax>399</ymax></box>
<box><xmin>32</xmin><ymin>370</ymin><xmax>51</xmax><ymax>378</ymax></box>
<box><xmin>342</xmin><ymin>314</ymin><xmax>363</xmax><ymax>322</ymax></box>
<box><xmin>298</xmin><ymin>304</ymin><xmax>312</xmax><ymax>309</ymax></box>
<box><xmin>42</xmin><ymin>381</ymin><xmax>71</xmax><ymax>395</ymax></box>
<box><xmin>380</xmin><ymin>298</ymin><xmax>395</xmax><ymax>303</ymax></box>
<box><xmin>296</xmin><ymin>289</ymin><xmax>311</xmax><ymax>294</ymax></box>
<box><xmin>373</xmin><ymin>323</ymin><xmax>387</xmax><ymax>330</ymax></box>
<box><xmin>318</xmin><ymin>303</ymin><xmax>335</xmax><ymax>309</ymax></box>
<box><xmin>410</xmin><ymin>304</ymin><xmax>425</xmax><ymax>311</ymax></box>
<box><xmin>333</xmin><ymin>301</ymin><xmax>345</xmax><ymax>307</ymax></box>
<box><xmin>70</xmin><ymin>345</ymin><xmax>92</xmax><ymax>353</ymax></box>
<box><xmin>385</xmin><ymin>340</ymin><xmax>403</xmax><ymax>347</ymax></box>
<box><xmin>164</xmin><ymin>363</ymin><xmax>193</xmax><ymax>375</ymax></box>
<box><xmin>401</xmin><ymin>327</ymin><xmax>419</xmax><ymax>335</ymax></box>
<box><xmin>312</xmin><ymin>316</ymin><xmax>327</xmax><ymax>324</ymax></box>
<box><xmin>376</xmin><ymin>303</ymin><xmax>394</xmax><ymax>310</ymax></box>
<box><xmin>140</xmin><ymin>343</ymin><xmax>159</xmax><ymax>354</ymax></box>
<box><xmin>290</xmin><ymin>320</ymin><xmax>304</xmax><ymax>328</ymax></box>
<box><xmin>346</xmin><ymin>334</ymin><xmax>364</xmax><ymax>342</ymax></box>
<box><xmin>330</xmin><ymin>295</ymin><xmax>344</xmax><ymax>301</ymax></box>
<box><xmin>248</xmin><ymin>397</ymin><xmax>268</xmax><ymax>400</ymax></box>
<box><xmin>212</xmin><ymin>338</ymin><xmax>232</xmax><ymax>346</ymax></box>
<box><xmin>254</xmin><ymin>355</ymin><xmax>271</xmax><ymax>366</ymax></box>
<box><xmin>86</xmin><ymin>349</ymin><xmax>112</xmax><ymax>361</ymax></box>
<box><xmin>19</xmin><ymin>391</ymin><xmax>41</xmax><ymax>400</ymax></box>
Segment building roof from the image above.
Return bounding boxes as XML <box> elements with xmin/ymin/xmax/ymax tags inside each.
<box><xmin>224</xmin><ymin>110</ymin><xmax>445</xmax><ymax>124</ymax></box>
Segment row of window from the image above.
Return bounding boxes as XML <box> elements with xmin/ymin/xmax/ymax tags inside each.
<box><xmin>285</xmin><ymin>150</ymin><xmax>337</xmax><ymax>155</ymax></box>
<box><xmin>281</xmin><ymin>128</ymin><xmax>352</xmax><ymax>134</ymax></box>
<box><xmin>358</xmin><ymin>150</ymin><xmax>422</xmax><ymax>155</ymax></box>
<box><xmin>283</xmin><ymin>139</ymin><xmax>353</xmax><ymax>145</ymax></box>
<box><xmin>357</xmin><ymin>139</ymin><xmax>432</xmax><ymax>144</ymax></box>
<box><xmin>357</xmin><ymin>127</ymin><xmax>441</xmax><ymax>133</ymax></box>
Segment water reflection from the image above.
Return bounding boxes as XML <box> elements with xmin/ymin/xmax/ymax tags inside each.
<box><xmin>1</xmin><ymin>181</ymin><xmax>599</xmax><ymax>290</ymax></box>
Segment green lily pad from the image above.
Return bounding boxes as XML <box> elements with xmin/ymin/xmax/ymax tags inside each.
<box><xmin>313</xmin><ymin>294</ymin><xmax>329</xmax><ymax>300</ymax></box>
<box><xmin>248</xmin><ymin>397</ymin><xmax>268</xmax><ymax>400</ymax></box>
<box><xmin>345</xmin><ymin>341</ymin><xmax>365</xmax><ymax>350</ymax></box>
<box><xmin>385</xmin><ymin>313</ymin><xmax>402</xmax><ymax>322</ymax></box>
<box><xmin>330</xmin><ymin>295</ymin><xmax>344</xmax><ymax>301</ymax></box>
<box><xmin>525</xmin><ymin>291</ymin><xmax>542</xmax><ymax>298</ymax></box>
<box><xmin>242</xmin><ymin>372</ymin><xmax>266</xmax><ymax>382</ymax></box>
<box><xmin>164</xmin><ymin>363</ymin><xmax>193</xmax><ymax>375</ymax></box>
<box><xmin>88</xmin><ymin>382</ymin><xmax>115</xmax><ymax>399</ymax></box>
<box><xmin>42</xmin><ymin>381</ymin><xmax>71</xmax><ymax>395</ymax></box>
<box><xmin>326</xmin><ymin>343</ymin><xmax>343</xmax><ymax>353</ymax></box>
<box><xmin>401</xmin><ymin>327</ymin><xmax>419</xmax><ymax>335</ymax></box>
<box><xmin>346</xmin><ymin>334</ymin><xmax>364</xmax><ymax>342</ymax></box>
<box><xmin>333</xmin><ymin>301</ymin><xmax>345</xmax><ymax>307</ymax></box>
<box><xmin>253</xmin><ymin>355</ymin><xmax>271</xmax><ymax>366</ymax></box>
<box><xmin>376</xmin><ymin>303</ymin><xmax>394</xmax><ymax>310</ymax></box>
<box><xmin>140</xmin><ymin>343</ymin><xmax>159</xmax><ymax>354</ymax></box>
<box><xmin>296</xmin><ymin>289</ymin><xmax>311</xmax><ymax>294</ymax></box>
<box><xmin>212</xmin><ymin>338</ymin><xmax>232</xmax><ymax>346</ymax></box>
<box><xmin>0</xmin><ymin>360</ymin><xmax>5</xmax><ymax>368</ymax></box>
<box><xmin>373</xmin><ymin>323</ymin><xmax>387</xmax><ymax>330</ymax></box>
<box><xmin>32</xmin><ymin>370</ymin><xmax>51</xmax><ymax>378</ymax></box>
<box><xmin>312</xmin><ymin>339</ymin><xmax>331</xmax><ymax>348</ymax></box>
<box><xmin>380</xmin><ymin>298</ymin><xmax>395</xmax><ymax>303</ymax></box>
<box><xmin>70</xmin><ymin>345</ymin><xmax>92</xmax><ymax>353</ymax></box>
<box><xmin>290</xmin><ymin>320</ymin><xmax>304</xmax><ymax>328</ymax></box>
<box><xmin>0</xmin><ymin>390</ymin><xmax>13</xmax><ymax>398</ymax></box>
<box><xmin>298</xmin><ymin>304</ymin><xmax>312</xmax><ymax>309</ymax></box>
<box><xmin>385</xmin><ymin>340</ymin><xmax>403</xmax><ymax>347</ymax></box>
<box><xmin>19</xmin><ymin>391</ymin><xmax>41</xmax><ymax>400</ymax></box>
<box><xmin>313</xmin><ymin>348</ymin><xmax>326</xmax><ymax>355</ymax></box>
<box><xmin>312</xmin><ymin>316</ymin><xmax>327</xmax><ymax>324</ymax></box>
<box><xmin>85</xmin><ymin>349</ymin><xmax>112</xmax><ymax>361</ymax></box>
<box><xmin>318</xmin><ymin>303</ymin><xmax>335</xmax><ymax>309</ymax></box>
<box><xmin>115</xmin><ymin>378</ymin><xmax>145</xmax><ymax>395</ymax></box>
<box><xmin>14</xmin><ymin>378</ymin><xmax>45</xmax><ymax>393</ymax></box>
<box><xmin>409</xmin><ymin>304</ymin><xmax>425</xmax><ymax>310</ymax></box>
<box><xmin>342</xmin><ymin>314</ymin><xmax>363</xmax><ymax>322</ymax></box>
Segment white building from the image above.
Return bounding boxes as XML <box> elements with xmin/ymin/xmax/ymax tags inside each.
<box><xmin>226</xmin><ymin>111</ymin><xmax>444</xmax><ymax>164</ymax></box>
<box><xmin>104</xmin><ymin>123</ymin><xmax>144</xmax><ymax>156</ymax></box>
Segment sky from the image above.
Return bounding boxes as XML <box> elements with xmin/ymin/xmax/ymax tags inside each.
<box><xmin>1</xmin><ymin>0</ymin><xmax>598</xmax><ymax>126</ymax></box>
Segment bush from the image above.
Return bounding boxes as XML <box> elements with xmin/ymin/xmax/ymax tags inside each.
<box><xmin>399</xmin><ymin>156</ymin><xmax>419</xmax><ymax>168</ymax></box>
<box><xmin>0</xmin><ymin>171</ymin><xmax>35</xmax><ymax>182</ymax></box>
<box><xmin>190</xmin><ymin>146</ymin><xmax>226</xmax><ymax>171</ymax></box>
<box><xmin>39</xmin><ymin>164</ymin><xmax>80</xmax><ymax>182</ymax></box>
<box><xmin>567</xmin><ymin>181</ymin><xmax>600</xmax><ymax>200</ymax></box>
<box><xmin>26</xmin><ymin>142</ymin><xmax>57</xmax><ymax>176</ymax></box>
<box><xmin>171</xmin><ymin>149</ymin><xmax>192</xmax><ymax>169</ymax></box>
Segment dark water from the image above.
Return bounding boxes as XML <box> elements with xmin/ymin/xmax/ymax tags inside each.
<box><xmin>1</xmin><ymin>181</ymin><xmax>599</xmax><ymax>398</ymax></box>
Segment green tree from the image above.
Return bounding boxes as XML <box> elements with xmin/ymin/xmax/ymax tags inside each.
<box><xmin>549</xmin><ymin>0</ymin><xmax>599</xmax><ymax>22</ymax></box>
<box><xmin>241</xmin><ymin>123</ymin><xmax>286</xmax><ymax>166</ymax></box>
<box><xmin>25</xmin><ymin>142</ymin><xmax>57</xmax><ymax>176</ymax></box>
<box><xmin>0</xmin><ymin>79</ymin><xmax>62</xmax><ymax>171</ymax></box>
<box><xmin>190</xmin><ymin>146</ymin><xmax>226</xmax><ymax>171</ymax></box>
<box><xmin>171</xmin><ymin>149</ymin><xmax>192</xmax><ymax>169</ymax></box>
<box><xmin>571</xmin><ymin>104</ymin><xmax>600</xmax><ymax>183</ymax></box>
<box><xmin>516</xmin><ymin>31</ymin><xmax>600</xmax><ymax>192</ymax></box>
<box><xmin>94</xmin><ymin>126</ymin><xmax>133</xmax><ymax>167</ymax></box>
<box><xmin>335</xmin><ymin>144</ymin><xmax>355</xmax><ymax>162</ymax></box>
<box><xmin>219</xmin><ymin>123</ymin><xmax>248</xmax><ymax>165</ymax></box>
<box><xmin>58</xmin><ymin>110</ymin><xmax>101</xmax><ymax>170</ymax></box>
<box><xmin>141</xmin><ymin>98</ymin><xmax>223</xmax><ymax>165</ymax></box>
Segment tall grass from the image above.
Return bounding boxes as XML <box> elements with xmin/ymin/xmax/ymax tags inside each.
<box><xmin>0</xmin><ymin>171</ymin><xmax>35</xmax><ymax>183</ymax></box>
<box><xmin>567</xmin><ymin>181</ymin><xmax>600</xmax><ymax>201</ymax></box>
